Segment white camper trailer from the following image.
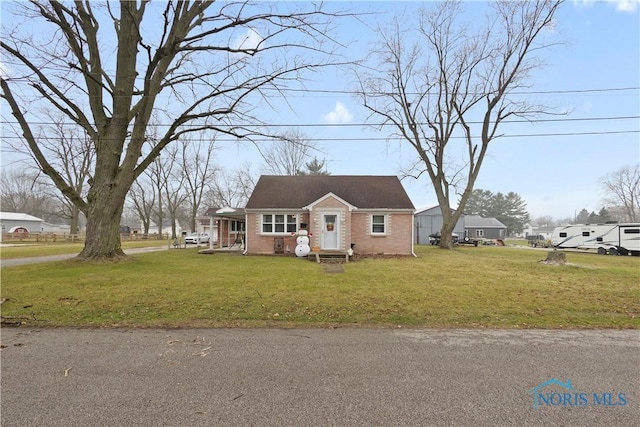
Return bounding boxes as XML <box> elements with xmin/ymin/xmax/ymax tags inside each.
<box><xmin>551</xmin><ymin>223</ymin><xmax>640</xmax><ymax>255</ymax></box>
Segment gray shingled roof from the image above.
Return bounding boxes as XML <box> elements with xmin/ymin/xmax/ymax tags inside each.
<box><xmin>464</xmin><ymin>215</ymin><xmax>506</xmax><ymax>228</ymax></box>
<box><xmin>245</xmin><ymin>175</ymin><xmax>415</xmax><ymax>210</ymax></box>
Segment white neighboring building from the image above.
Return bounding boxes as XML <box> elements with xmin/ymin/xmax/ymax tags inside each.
<box><xmin>0</xmin><ymin>212</ymin><xmax>44</xmax><ymax>233</ymax></box>
<box><xmin>41</xmin><ymin>222</ymin><xmax>73</xmax><ymax>234</ymax></box>
<box><xmin>521</xmin><ymin>223</ymin><xmax>555</xmax><ymax>240</ymax></box>
<box><xmin>146</xmin><ymin>219</ymin><xmax>183</xmax><ymax>236</ymax></box>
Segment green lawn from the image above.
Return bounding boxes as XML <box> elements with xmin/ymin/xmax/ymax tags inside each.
<box><xmin>1</xmin><ymin>245</ymin><xmax>638</xmax><ymax>329</ymax></box>
<box><xmin>0</xmin><ymin>239</ymin><xmax>167</xmax><ymax>259</ymax></box>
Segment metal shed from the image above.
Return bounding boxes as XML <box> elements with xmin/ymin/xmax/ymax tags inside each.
<box><xmin>414</xmin><ymin>206</ymin><xmax>465</xmax><ymax>245</ymax></box>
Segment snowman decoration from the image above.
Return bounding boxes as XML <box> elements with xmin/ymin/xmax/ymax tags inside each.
<box><xmin>294</xmin><ymin>224</ymin><xmax>311</xmax><ymax>257</ymax></box>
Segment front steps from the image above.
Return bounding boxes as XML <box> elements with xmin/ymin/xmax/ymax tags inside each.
<box><xmin>308</xmin><ymin>251</ymin><xmax>350</xmax><ymax>263</ymax></box>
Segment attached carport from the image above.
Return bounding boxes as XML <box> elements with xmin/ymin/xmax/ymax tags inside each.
<box><xmin>204</xmin><ymin>206</ymin><xmax>246</xmax><ymax>251</ymax></box>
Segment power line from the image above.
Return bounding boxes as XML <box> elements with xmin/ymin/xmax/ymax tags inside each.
<box><xmin>2</xmin><ymin>129</ymin><xmax>637</xmax><ymax>144</ymax></box>
<box><xmin>274</xmin><ymin>86</ymin><xmax>640</xmax><ymax>96</ymax></box>
<box><xmin>1</xmin><ymin>115</ymin><xmax>638</xmax><ymax>128</ymax></box>
<box><xmin>203</xmin><ymin>130</ymin><xmax>640</xmax><ymax>142</ymax></box>
<box><xmin>240</xmin><ymin>115</ymin><xmax>640</xmax><ymax>127</ymax></box>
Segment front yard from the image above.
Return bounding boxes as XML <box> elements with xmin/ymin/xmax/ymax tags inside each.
<box><xmin>1</xmin><ymin>245</ymin><xmax>638</xmax><ymax>328</ymax></box>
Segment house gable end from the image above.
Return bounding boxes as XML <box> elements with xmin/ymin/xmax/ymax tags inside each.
<box><xmin>304</xmin><ymin>192</ymin><xmax>356</xmax><ymax>211</ymax></box>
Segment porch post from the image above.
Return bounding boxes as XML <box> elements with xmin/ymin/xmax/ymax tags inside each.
<box><xmin>209</xmin><ymin>215</ymin><xmax>214</xmax><ymax>250</ymax></box>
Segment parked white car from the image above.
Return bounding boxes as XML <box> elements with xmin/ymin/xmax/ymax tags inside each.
<box><xmin>184</xmin><ymin>233</ymin><xmax>210</xmax><ymax>244</ymax></box>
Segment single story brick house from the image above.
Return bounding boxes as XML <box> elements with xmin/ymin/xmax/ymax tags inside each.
<box><xmin>244</xmin><ymin>175</ymin><xmax>416</xmax><ymax>256</ymax></box>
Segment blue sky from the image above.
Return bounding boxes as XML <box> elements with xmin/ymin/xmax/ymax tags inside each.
<box><xmin>1</xmin><ymin>1</ymin><xmax>638</xmax><ymax>221</ymax></box>
<box><xmin>226</xmin><ymin>0</ymin><xmax>639</xmax><ymax>220</ymax></box>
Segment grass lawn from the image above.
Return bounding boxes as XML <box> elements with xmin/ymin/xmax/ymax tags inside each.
<box><xmin>1</xmin><ymin>245</ymin><xmax>638</xmax><ymax>329</ymax></box>
<box><xmin>0</xmin><ymin>239</ymin><xmax>167</xmax><ymax>259</ymax></box>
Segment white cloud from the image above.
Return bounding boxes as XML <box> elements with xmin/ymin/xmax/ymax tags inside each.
<box><xmin>581</xmin><ymin>101</ymin><xmax>593</xmax><ymax>114</ymax></box>
<box><xmin>572</xmin><ymin>0</ymin><xmax>596</xmax><ymax>9</ymax></box>
<box><xmin>231</xmin><ymin>28</ymin><xmax>262</xmax><ymax>52</ymax></box>
<box><xmin>573</xmin><ymin>0</ymin><xmax>638</xmax><ymax>12</ymax></box>
<box><xmin>611</xmin><ymin>0</ymin><xmax>638</xmax><ymax>12</ymax></box>
<box><xmin>322</xmin><ymin>101</ymin><xmax>353</xmax><ymax>124</ymax></box>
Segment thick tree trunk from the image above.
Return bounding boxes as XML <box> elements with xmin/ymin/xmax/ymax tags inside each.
<box><xmin>70</xmin><ymin>205</ymin><xmax>81</xmax><ymax>235</ymax></box>
<box><xmin>77</xmin><ymin>172</ymin><xmax>129</xmax><ymax>260</ymax></box>
<box><xmin>78</xmin><ymin>197</ymin><xmax>126</xmax><ymax>259</ymax></box>
<box><xmin>171</xmin><ymin>219</ymin><xmax>177</xmax><ymax>240</ymax></box>
<box><xmin>437</xmin><ymin>202</ymin><xmax>459</xmax><ymax>250</ymax></box>
<box><xmin>439</xmin><ymin>221</ymin><xmax>456</xmax><ymax>250</ymax></box>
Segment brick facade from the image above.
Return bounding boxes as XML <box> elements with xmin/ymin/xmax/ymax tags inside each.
<box><xmin>246</xmin><ymin>195</ymin><xmax>414</xmax><ymax>256</ymax></box>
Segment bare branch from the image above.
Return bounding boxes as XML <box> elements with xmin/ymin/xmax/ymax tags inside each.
<box><xmin>1</xmin><ymin>0</ymin><xmax>352</xmax><ymax>259</ymax></box>
<box><xmin>355</xmin><ymin>0</ymin><xmax>563</xmax><ymax>249</ymax></box>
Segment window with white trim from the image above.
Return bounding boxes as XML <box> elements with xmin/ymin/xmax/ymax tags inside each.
<box><xmin>262</xmin><ymin>214</ymin><xmax>297</xmax><ymax>234</ymax></box>
<box><xmin>476</xmin><ymin>229</ymin><xmax>484</xmax><ymax>237</ymax></box>
<box><xmin>371</xmin><ymin>214</ymin><xmax>386</xmax><ymax>235</ymax></box>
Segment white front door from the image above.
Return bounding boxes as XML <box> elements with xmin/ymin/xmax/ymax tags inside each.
<box><xmin>321</xmin><ymin>213</ymin><xmax>339</xmax><ymax>250</ymax></box>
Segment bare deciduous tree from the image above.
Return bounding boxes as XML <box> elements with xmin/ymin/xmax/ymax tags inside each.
<box><xmin>145</xmin><ymin>144</ymin><xmax>184</xmax><ymax>239</ymax></box>
<box><xmin>127</xmin><ymin>174</ymin><xmax>156</xmax><ymax>235</ymax></box>
<box><xmin>38</xmin><ymin>113</ymin><xmax>93</xmax><ymax>234</ymax></box>
<box><xmin>208</xmin><ymin>164</ymin><xmax>257</xmax><ymax>209</ymax></box>
<box><xmin>532</xmin><ymin>215</ymin><xmax>559</xmax><ymax>227</ymax></box>
<box><xmin>161</xmin><ymin>146</ymin><xmax>188</xmax><ymax>239</ymax></box>
<box><xmin>601</xmin><ymin>164</ymin><xmax>640</xmax><ymax>222</ymax></box>
<box><xmin>181</xmin><ymin>136</ymin><xmax>217</xmax><ymax>232</ymax></box>
<box><xmin>0</xmin><ymin>169</ymin><xmax>61</xmax><ymax>224</ymax></box>
<box><xmin>260</xmin><ymin>129</ymin><xmax>324</xmax><ymax>176</ymax></box>
<box><xmin>1</xmin><ymin>1</ymin><xmax>345</xmax><ymax>259</ymax></box>
<box><xmin>3</xmin><ymin>110</ymin><xmax>93</xmax><ymax>233</ymax></box>
<box><xmin>357</xmin><ymin>0</ymin><xmax>562</xmax><ymax>249</ymax></box>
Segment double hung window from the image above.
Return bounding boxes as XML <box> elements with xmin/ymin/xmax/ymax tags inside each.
<box><xmin>262</xmin><ymin>214</ymin><xmax>297</xmax><ymax>233</ymax></box>
<box><xmin>371</xmin><ymin>214</ymin><xmax>386</xmax><ymax>235</ymax></box>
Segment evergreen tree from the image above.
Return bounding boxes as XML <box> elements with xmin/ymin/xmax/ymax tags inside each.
<box><xmin>575</xmin><ymin>208</ymin><xmax>590</xmax><ymax>224</ymax></box>
<box><xmin>598</xmin><ymin>207</ymin><xmax>611</xmax><ymax>223</ymax></box>
<box><xmin>298</xmin><ymin>157</ymin><xmax>330</xmax><ymax>175</ymax></box>
<box><xmin>462</xmin><ymin>189</ymin><xmax>530</xmax><ymax>236</ymax></box>
<box><xmin>464</xmin><ymin>189</ymin><xmax>493</xmax><ymax>217</ymax></box>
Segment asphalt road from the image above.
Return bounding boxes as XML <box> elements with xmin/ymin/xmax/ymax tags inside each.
<box><xmin>1</xmin><ymin>328</ymin><xmax>638</xmax><ymax>426</ymax></box>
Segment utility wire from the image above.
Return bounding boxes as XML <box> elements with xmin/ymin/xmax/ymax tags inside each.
<box><xmin>1</xmin><ymin>115</ymin><xmax>638</xmax><ymax>128</ymax></box>
<box><xmin>167</xmin><ymin>129</ymin><xmax>640</xmax><ymax>142</ymax></box>
<box><xmin>268</xmin><ymin>86</ymin><xmax>640</xmax><ymax>96</ymax></box>
<box><xmin>2</xmin><ymin>129</ymin><xmax>637</xmax><ymax>144</ymax></box>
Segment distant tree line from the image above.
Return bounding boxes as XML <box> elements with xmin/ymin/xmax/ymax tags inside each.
<box><xmin>1</xmin><ymin>129</ymin><xmax>328</xmax><ymax>237</ymax></box>
<box><xmin>533</xmin><ymin>164</ymin><xmax>639</xmax><ymax>226</ymax></box>
<box><xmin>460</xmin><ymin>164</ymin><xmax>639</xmax><ymax>235</ymax></box>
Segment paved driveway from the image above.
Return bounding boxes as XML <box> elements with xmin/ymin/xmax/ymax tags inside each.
<box><xmin>1</xmin><ymin>328</ymin><xmax>638</xmax><ymax>426</ymax></box>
